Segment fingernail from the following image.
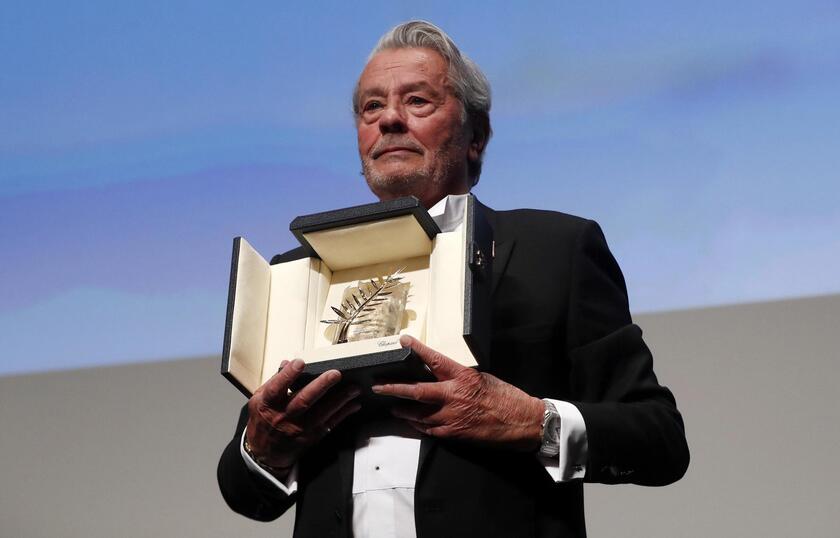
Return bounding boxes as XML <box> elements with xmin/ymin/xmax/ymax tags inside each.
<box><xmin>371</xmin><ymin>385</ymin><xmax>383</xmax><ymax>394</ymax></box>
<box><xmin>290</xmin><ymin>359</ymin><xmax>305</xmax><ymax>371</ymax></box>
<box><xmin>399</xmin><ymin>335</ymin><xmax>412</xmax><ymax>347</ymax></box>
<box><xmin>279</xmin><ymin>360</ymin><xmax>289</xmax><ymax>368</ymax></box>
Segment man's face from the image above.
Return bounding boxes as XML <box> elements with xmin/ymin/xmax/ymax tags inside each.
<box><xmin>356</xmin><ymin>47</ymin><xmax>475</xmax><ymax>208</ymax></box>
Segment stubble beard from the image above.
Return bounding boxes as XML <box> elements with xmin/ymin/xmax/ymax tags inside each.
<box><xmin>361</xmin><ymin>139</ymin><xmax>465</xmax><ymax>205</ymax></box>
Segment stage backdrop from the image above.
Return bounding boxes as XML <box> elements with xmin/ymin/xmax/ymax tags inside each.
<box><xmin>2</xmin><ymin>4</ymin><xmax>839</xmax><ymax>538</ymax></box>
<box><xmin>2</xmin><ymin>1</ymin><xmax>838</xmax><ymax>376</ymax></box>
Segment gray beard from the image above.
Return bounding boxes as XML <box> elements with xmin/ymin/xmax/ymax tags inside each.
<box><xmin>361</xmin><ymin>150</ymin><xmax>457</xmax><ymax>201</ymax></box>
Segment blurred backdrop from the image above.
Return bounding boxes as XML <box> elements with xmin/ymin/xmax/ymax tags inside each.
<box><xmin>3</xmin><ymin>3</ymin><xmax>840</xmax><ymax>538</ymax></box>
<box><xmin>2</xmin><ymin>1</ymin><xmax>839</xmax><ymax>376</ymax></box>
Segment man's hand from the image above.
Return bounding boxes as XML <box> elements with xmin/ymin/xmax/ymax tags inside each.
<box><xmin>245</xmin><ymin>358</ymin><xmax>361</xmax><ymax>476</ymax></box>
<box><xmin>372</xmin><ymin>336</ymin><xmax>544</xmax><ymax>452</ymax></box>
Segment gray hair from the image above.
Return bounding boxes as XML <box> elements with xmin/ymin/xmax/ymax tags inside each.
<box><xmin>353</xmin><ymin>20</ymin><xmax>492</xmax><ymax>186</ymax></box>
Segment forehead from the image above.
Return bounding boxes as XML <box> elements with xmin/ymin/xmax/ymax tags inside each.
<box><xmin>358</xmin><ymin>47</ymin><xmax>450</xmax><ymax>93</ymax></box>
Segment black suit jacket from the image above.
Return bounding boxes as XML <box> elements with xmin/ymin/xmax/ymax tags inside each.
<box><xmin>218</xmin><ymin>203</ymin><xmax>689</xmax><ymax>538</ymax></box>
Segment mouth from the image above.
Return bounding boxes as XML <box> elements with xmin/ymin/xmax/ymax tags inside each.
<box><xmin>373</xmin><ymin>146</ymin><xmax>421</xmax><ymax>159</ymax></box>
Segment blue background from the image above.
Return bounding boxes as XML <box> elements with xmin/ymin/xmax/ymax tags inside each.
<box><xmin>2</xmin><ymin>1</ymin><xmax>838</xmax><ymax>375</ymax></box>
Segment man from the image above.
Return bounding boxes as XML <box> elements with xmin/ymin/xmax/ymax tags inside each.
<box><xmin>218</xmin><ymin>21</ymin><xmax>689</xmax><ymax>538</ymax></box>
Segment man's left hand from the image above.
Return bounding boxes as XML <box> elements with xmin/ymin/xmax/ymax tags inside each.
<box><xmin>372</xmin><ymin>335</ymin><xmax>545</xmax><ymax>452</ymax></box>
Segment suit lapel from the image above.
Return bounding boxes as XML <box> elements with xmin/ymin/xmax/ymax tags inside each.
<box><xmin>491</xmin><ymin>240</ymin><xmax>515</xmax><ymax>297</ymax></box>
<box><xmin>417</xmin><ymin>201</ymin><xmax>514</xmax><ymax>476</ymax></box>
<box><xmin>477</xmin><ymin>200</ymin><xmax>515</xmax><ymax>297</ymax></box>
<box><xmin>417</xmin><ymin>436</ymin><xmax>435</xmax><ymax>481</ymax></box>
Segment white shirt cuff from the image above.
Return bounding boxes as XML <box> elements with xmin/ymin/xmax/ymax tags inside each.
<box><xmin>240</xmin><ymin>429</ymin><xmax>299</xmax><ymax>495</ymax></box>
<box><xmin>537</xmin><ymin>399</ymin><xmax>588</xmax><ymax>482</ymax></box>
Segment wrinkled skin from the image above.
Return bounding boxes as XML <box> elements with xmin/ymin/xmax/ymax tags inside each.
<box><xmin>245</xmin><ymin>336</ymin><xmax>545</xmax><ymax>476</ymax></box>
<box><xmin>244</xmin><ymin>359</ymin><xmax>361</xmax><ymax>477</ymax></box>
<box><xmin>374</xmin><ymin>335</ymin><xmax>545</xmax><ymax>452</ymax></box>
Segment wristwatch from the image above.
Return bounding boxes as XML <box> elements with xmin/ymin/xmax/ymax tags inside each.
<box><xmin>244</xmin><ymin>434</ymin><xmax>291</xmax><ymax>476</ymax></box>
<box><xmin>539</xmin><ymin>399</ymin><xmax>562</xmax><ymax>458</ymax></box>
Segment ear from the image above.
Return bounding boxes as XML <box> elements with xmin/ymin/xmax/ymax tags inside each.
<box><xmin>468</xmin><ymin>119</ymin><xmax>489</xmax><ymax>162</ymax></box>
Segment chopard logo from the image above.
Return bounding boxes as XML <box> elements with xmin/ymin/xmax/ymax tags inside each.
<box><xmin>378</xmin><ymin>338</ymin><xmax>398</xmax><ymax>347</ymax></box>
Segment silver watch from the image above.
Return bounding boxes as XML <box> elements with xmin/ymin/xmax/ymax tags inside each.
<box><xmin>539</xmin><ymin>399</ymin><xmax>562</xmax><ymax>457</ymax></box>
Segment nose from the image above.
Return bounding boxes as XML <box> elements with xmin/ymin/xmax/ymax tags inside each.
<box><xmin>378</xmin><ymin>102</ymin><xmax>408</xmax><ymax>134</ymax></box>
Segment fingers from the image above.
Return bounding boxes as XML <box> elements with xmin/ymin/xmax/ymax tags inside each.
<box><xmin>399</xmin><ymin>335</ymin><xmax>464</xmax><ymax>381</ymax></box>
<box><xmin>260</xmin><ymin>359</ymin><xmax>305</xmax><ymax>406</ymax></box>
<box><xmin>389</xmin><ymin>402</ymin><xmax>440</xmax><ymax>424</ymax></box>
<box><xmin>306</xmin><ymin>384</ymin><xmax>361</xmax><ymax>428</ymax></box>
<box><xmin>324</xmin><ymin>399</ymin><xmax>363</xmax><ymax>432</ymax></box>
<box><xmin>389</xmin><ymin>403</ymin><xmax>457</xmax><ymax>440</ymax></box>
<box><xmin>285</xmin><ymin>369</ymin><xmax>342</xmax><ymax>417</ymax></box>
<box><xmin>371</xmin><ymin>380</ymin><xmax>447</xmax><ymax>404</ymax></box>
<box><xmin>403</xmin><ymin>419</ymin><xmax>448</xmax><ymax>438</ymax></box>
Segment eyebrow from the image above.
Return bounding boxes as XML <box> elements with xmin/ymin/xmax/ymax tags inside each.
<box><xmin>358</xmin><ymin>80</ymin><xmax>444</xmax><ymax>102</ymax></box>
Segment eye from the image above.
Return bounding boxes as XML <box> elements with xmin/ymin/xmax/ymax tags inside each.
<box><xmin>363</xmin><ymin>100</ymin><xmax>383</xmax><ymax>112</ymax></box>
<box><xmin>407</xmin><ymin>95</ymin><xmax>429</xmax><ymax>106</ymax></box>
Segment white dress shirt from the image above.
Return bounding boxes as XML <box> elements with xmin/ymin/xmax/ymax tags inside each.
<box><xmin>242</xmin><ymin>194</ymin><xmax>589</xmax><ymax>537</ymax></box>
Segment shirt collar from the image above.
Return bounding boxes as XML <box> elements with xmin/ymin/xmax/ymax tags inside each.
<box><xmin>427</xmin><ymin>193</ymin><xmax>469</xmax><ymax>233</ymax></box>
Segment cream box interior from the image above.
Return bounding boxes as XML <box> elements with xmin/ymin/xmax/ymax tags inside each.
<box><xmin>222</xmin><ymin>198</ymin><xmax>487</xmax><ymax>397</ymax></box>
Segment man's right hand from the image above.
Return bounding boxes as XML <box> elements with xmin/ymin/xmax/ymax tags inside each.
<box><xmin>245</xmin><ymin>358</ymin><xmax>361</xmax><ymax>476</ymax></box>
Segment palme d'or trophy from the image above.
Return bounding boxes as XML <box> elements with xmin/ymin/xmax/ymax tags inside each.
<box><xmin>321</xmin><ymin>269</ymin><xmax>409</xmax><ymax>345</ymax></box>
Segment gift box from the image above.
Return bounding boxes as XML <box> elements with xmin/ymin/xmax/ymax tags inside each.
<box><xmin>221</xmin><ymin>195</ymin><xmax>493</xmax><ymax>397</ymax></box>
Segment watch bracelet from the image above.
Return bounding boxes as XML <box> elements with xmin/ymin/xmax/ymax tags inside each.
<box><xmin>539</xmin><ymin>399</ymin><xmax>561</xmax><ymax>457</ymax></box>
<box><xmin>244</xmin><ymin>434</ymin><xmax>294</xmax><ymax>475</ymax></box>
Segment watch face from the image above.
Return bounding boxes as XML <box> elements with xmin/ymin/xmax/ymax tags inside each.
<box><xmin>547</xmin><ymin>414</ymin><xmax>562</xmax><ymax>441</ymax></box>
<box><xmin>540</xmin><ymin>407</ymin><xmax>562</xmax><ymax>457</ymax></box>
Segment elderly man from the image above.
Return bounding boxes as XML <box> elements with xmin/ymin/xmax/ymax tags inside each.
<box><xmin>218</xmin><ymin>21</ymin><xmax>688</xmax><ymax>538</ymax></box>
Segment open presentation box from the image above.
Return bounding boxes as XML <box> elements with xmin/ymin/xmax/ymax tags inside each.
<box><xmin>221</xmin><ymin>195</ymin><xmax>493</xmax><ymax>398</ymax></box>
